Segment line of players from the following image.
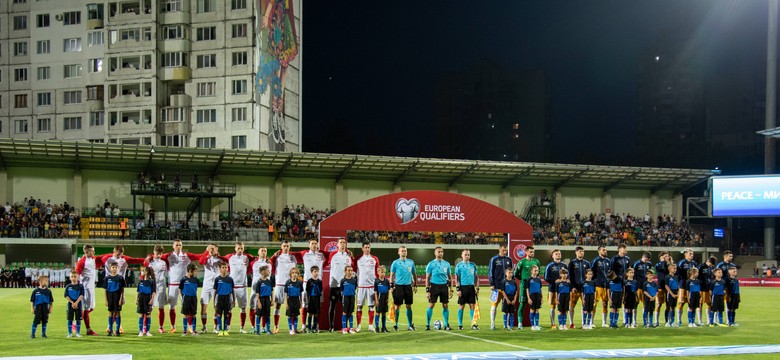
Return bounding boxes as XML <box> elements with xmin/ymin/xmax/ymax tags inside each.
<box><xmin>1</xmin><ymin>264</ymin><xmax>72</xmax><ymax>288</ymax></box>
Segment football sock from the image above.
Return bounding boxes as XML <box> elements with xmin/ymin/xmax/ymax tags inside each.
<box><xmin>301</xmin><ymin>308</ymin><xmax>307</xmax><ymax>326</ymax></box>
<box><xmin>342</xmin><ymin>314</ymin><xmax>347</xmax><ymax>329</ymax></box>
<box><xmin>470</xmin><ymin>309</ymin><xmax>475</xmax><ymax>323</ymax></box>
<box><xmin>265</xmin><ymin>315</ymin><xmax>271</xmax><ymax>332</ymax></box>
<box><xmin>169</xmin><ymin>309</ymin><xmax>176</xmax><ymax>327</ymax></box>
<box><xmin>250</xmin><ymin>309</ymin><xmax>256</xmax><ymax>328</ymax></box>
<box><xmin>138</xmin><ymin>317</ymin><xmax>144</xmax><ymax>333</ymax></box>
<box><xmin>368</xmin><ymin>308</ymin><xmax>375</xmax><ymax>325</ymax></box>
<box><xmin>381</xmin><ymin>314</ymin><xmax>387</xmax><ymax>328</ymax></box>
<box><xmin>688</xmin><ymin>311</ymin><xmax>694</xmax><ymax>324</ymax></box>
<box><xmin>508</xmin><ymin>313</ymin><xmax>514</xmax><ymax>328</ymax></box>
<box><xmin>348</xmin><ymin>315</ymin><xmax>353</xmax><ymax>328</ymax></box>
<box><xmin>202</xmin><ymin>313</ymin><xmax>208</xmax><ymax>327</ymax></box>
<box><xmin>158</xmin><ymin>309</ymin><xmax>165</xmax><ymax>327</ymax></box>
<box><xmin>406</xmin><ymin>308</ymin><xmax>413</xmax><ymax>327</ymax></box>
<box><xmin>442</xmin><ymin>308</ymin><xmax>449</xmax><ymax>327</ymax></box>
<box><xmin>490</xmin><ymin>306</ymin><xmax>496</xmax><ymax>327</ymax></box>
<box><xmin>42</xmin><ymin>323</ymin><xmax>47</xmax><ymax>336</ymax></box>
<box><xmin>550</xmin><ymin>308</ymin><xmax>555</xmax><ymax>326</ymax></box>
<box><xmin>503</xmin><ymin>313</ymin><xmax>508</xmax><ymax>328</ymax></box>
<box><xmin>83</xmin><ymin>310</ymin><xmax>91</xmax><ymax>330</ymax></box>
<box><xmin>357</xmin><ymin>311</ymin><xmax>362</xmax><ymax>326</ymax></box>
<box><xmin>68</xmin><ymin>320</ymin><xmax>73</xmax><ymax>335</ymax></box>
<box><xmin>329</xmin><ymin>302</ymin><xmax>338</xmax><ymax>329</ymax></box>
<box><xmin>718</xmin><ymin>311</ymin><xmax>724</xmax><ymax>324</ymax></box>
<box><xmin>76</xmin><ymin>320</ymin><xmax>81</xmax><ymax>334</ymax></box>
<box><xmin>313</xmin><ymin>315</ymin><xmax>318</xmax><ymax>330</ymax></box>
<box><xmin>274</xmin><ymin>308</ymin><xmax>281</xmax><ymax>327</ymax></box>
<box><xmin>182</xmin><ymin>318</ymin><xmax>188</xmax><ymax>333</ymax></box>
<box><xmin>562</xmin><ymin>313</ymin><xmax>567</xmax><ymax>326</ymax></box>
<box><xmin>31</xmin><ymin>324</ymin><xmax>36</xmax><ymax>337</ymax></box>
<box><xmin>108</xmin><ymin>316</ymin><xmax>114</xmax><ymax>332</ymax></box>
<box><xmin>708</xmin><ymin>310</ymin><xmax>715</xmax><ymax>324</ymax></box>
<box><xmin>458</xmin><ymin>309</ymin><xmax>464</xmax><ymax>327</ymax></box>
<box><xmin>240</xmin><ymin>311</ymin><xmax>246</xmax><ymax>328</ymax></box>
<box><xmin>374</xmin><ymin>314</ymin><xmax>380</xmax><ymax>328</ymax></box>
<box><xmin>145</xmin><ymin>317</ymin><xmax>150</xmax><ymax>332</ymax></box>
<box><xmin>426</xmin><ymin>308</ymin><xmax>433</xmax><ymax>326</ymax></box>
<box><xmin>288</xmin><ymin>317</ymin><xmax>293</xmax><ymax>331</ymax></box>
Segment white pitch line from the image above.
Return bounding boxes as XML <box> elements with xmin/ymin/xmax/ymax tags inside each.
<box><xmin>438</xmin><ymin>330</ymin><xmax>537</xmax><ymax>351</ymax></box>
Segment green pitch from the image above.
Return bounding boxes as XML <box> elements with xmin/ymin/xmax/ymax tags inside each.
<box><xmin>0</xmin><ymin>287</ymin><xmax>777</xmax><ymax>360</ymax></box>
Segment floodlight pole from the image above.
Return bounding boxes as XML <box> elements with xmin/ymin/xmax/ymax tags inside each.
<box><xmin>765</xmin><ymin>0</ymin><xmax>777</xmax><ymax>261</ymax></box>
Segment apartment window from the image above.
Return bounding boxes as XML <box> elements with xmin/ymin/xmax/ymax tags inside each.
<box><xmin>231</xmin><ymin>23</ymin><xmax>247</xmax><ymax>38</ymax></box>
<box><xmin>196</xmin><ymin>0</ymin><xmax>216</xmax><ymax>13</ymax></box>
<box><xmin>231</xmin><ymin>107</ymin><xmax>247</xmax><ymax>122</ymax></box>
<box><xmin>36</xmin><ymin>14</ymin><xmax>50</xmax><ymax>28</ymax></box>
<box><xmin>14</xmin><ymin>68</ymin><xmax>28</xmax><ymax>82</ymax></box>
<box><xmin>13</xmin><ymin>42</ymin><xmax>27</xmax><ymax>56</ymax></box>
<box><xmin>86</xmin><ymin>85</ymin><xmax>103</xmax><ymax>100</ymax></box>
<box><xmin>87</xmin><ymin>4</ymin><xmax>103</xmax><ymax>20</ymax></box>
<box><xmin>37</xmin><ymin>118</ymin><xmax>51</xmax><ymax>133</ymax></box>
<box><xmin>232</xmin><ymin>51</ymin><xmax>248</xmax><ymax>66</ymax></box>
<box><xmin>196</xmin><ymin>82</ymin><xmax>216</xmax><ymax>97</ymax></box>
<box><xmin>120</xmin><ymin>29</ymin><xmax>140</xmax><ymax>41</ymax></box>
<box><xmin>88</xmin><ymin>58</ymin><xmax>103</xmax><ymax>73</ymax></box>
<box><xmin>231</xmin><ymin>135</ymin><xmax>247</xmax><ymax>149</ymax></box>
<box><xmin>63</xmin><ymin>91</ymin><xmax>82</xmax><ymax>105</ymax></box>
<box><xmin>15</xmin><ymin>119</ymin><xmax>28</xmax><ymax>134</ymax></box>
<box><xmin>64</xmin><ymin>117</ymin><xmax>82</xmax><ymax>131</ymax></box>
<box><xmin>89</xmin><ymin>111</ymin><xmax>104</xmax><ymax>126</ymax></box>
<box><xmin>63</xmin><ymin>11</ymin><xmax>81</xmax><ymax>25</ymax></box>
<box><xmin>13</xmin><ymin>0</ymin><xmax>27</xmax><ymax>3</ymax></box>
<box><xmin>161</xmin><ymin>135</ymin><xmax>187</xmax><ymax>147</ymax></box>
<box><xmin>232</xmin><ymin>79</ymin><xmax>247</xmax><ymax>95</ymax></box>
<box><xmin>161</xmin><ymin>52</ymin><xmax>187</xmax><ymax>67</ymax></box>
<box><xmin>36</xmin><ymin>92</ymin><xmax>51</xmax><ymax>106</ymax></box>
<box><xmin>161</xmin><ymin>107</ymin><xmax>186</xmax><ymax>123</ymax></box>
<box><xmin>163</xmin><ymin>25</ymin><xmax>186</xmax><ymax>40</ymax></box>
<box><xmin>63</xmin><ymin>38</ymin><xmax>82</xmax><ymax>52</ymax></box>
<box><xmin>36</xmin><ymin>67</ymin><xmax>49</xmax><ymax>80</ymax></box>
<box><xmin>196</xmin><ymin>54</ymin><xmax>216</xmax><ymax>68</ymax></box>
<box><xmin>231</xmin><ymin>0</ymin><xmax>246</xmax><ymax>10</ymax></box>
<box><xmin>196</xmin><ymin>137</ymin><xmax>216</xmax><ymax>149</ymax></box>
<box><xmin>196</xmin><ymin>109</ymin><xmax>216</xmax><ymax>123</ymax></box>
<box><xmin>36</xmin><ymin>40</ymin><xmax>50</xmax><ymax>54</ymax></box>
<box><xmin>143</xmin><ymin>27</ymin><xmax>152</xmax><ymax>41</ymax></box>
<box><xmin>161</xmin><ymin>0</ymin><xmax>182</xmax><ymax>12</ymax></box>
<box><xmin>196</xmin><ymin>26</ymin><xmax>216</xmax><ymax>41</ymax></box>
<box><xmin>64</xmin><ymin>64</ymin><xmax>82</xmax><ymax>78</ymax></box>
<box><xmin>14</xmin><ymin>94</ymin><xmax>27</xmax><ymax>108</ymax></box>
<box><xmin>87</xmin><ymin>31</ymin><xmax>104</xmax><ymax>46</ymax></box>
<box><xmin>13</xmin><ymin>16</ymin><xmax>27</xmax><ymax>30</ymax></box>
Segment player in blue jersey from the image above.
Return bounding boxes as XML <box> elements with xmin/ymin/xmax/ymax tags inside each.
<box><xmin>582</xmin><ymin>269</ymin><xmax>596</xmax><ymax>329</ymax></box>
<box><xmin>555</xmin><ymin>269</ymin><xmax>571</xmax><ymax>330</ymax></box>
<box><xmin>426</xmin><ymin>247</ymin><xmax>453</xmax><ymax>331</ymax></box>
<box><xmin>455</xmin><ymin>249</ymin><xmax>479</xmax><ymax>330</ymax></box>
<box><xmin>488</xmin><ymin>244</ymin><xmax>513</xmax><ymax>330</ymax></box>
<box><xmin>213</xmin><ymin>262</ymin><xmax>235</xmax><ymax>336</ymax></box>
<box><xmin>676</xmin><ymin>249</ymin><xmax>697</xmax><ymax>326</ymax></box>
<box><xmin>545</xmin><ymin>249</ymin><xmax>566</xmax><ymax>329</ymax></box>
<box><xmin>389</xmin><ymin>246</ymin><xmax>417</xmax><ymax>331</ymax></box>
<box><xmin>591</xmin><ymin>246</ymin><xmax>612</xmax><ymax>327</ymax></box>
<box><xmin>104</xmin><ymin>263</ymin><xmax>126</xmax><ymax>336</ymax></box>
<box><xmin>568</xmin><ymin>246</ymin><xmax>590</xmax><ymax>329</ymax></box>
<box><xmin>285</xmin><ymin>267</ymin><xmax>304</xmax><ymax>335</ymax></box>
<box><xmin>698</xmin><ymin>256</ymin><xmax>716</xmax><ymax>326</ymax></box>
<box><xmin>526</xmin><ymin>265</ymin><xmax>543</xmax><ymax>331</ymax></box>
<box><xmin>499</xmin><ymin>269</ymin><xmax>518</xmax><ymax>330</ymax></box>
<box><xmin>179</xmin><ymin>263</ymin><xmax>200</xmax><ymax>335</ymax></box>
<box><xmin>374</xmin><ymin>265</ymin><xmax>391</xmax><ymax>333</ymax></box>
<box><xmin>64</xmin><ymin>271</ymin><xmax>84</xmax><ymax>338</ymax></box>
<box><xmin>136</xmin><ymin>266</ymin><xmax>156</xmax><ymax>337</ymax></box>
<box><xmin>642</xmin><ymin>271</ymin><xmax>658</xmax><ymax>328</ymax></box>
<box><xmin>305</xmin><ymin>266</ymin><xmax>323</xmax><ymax>334</ymax></box>
<box><xmin>654</xmin><ymin>251</ymin><xmax>670</xmax><ymax>327</ymax></box>
<box><xmin>726</xmin><ymin>266</ymin><xmax>740</xmax><ymax>326</ymax></box>
<box><xmin>710</xmin><ymin>267</ymin><xmax>728</xmax><ymax>327</ymax></box>
<box><xmin>632</xmin><ymin>252</ymin><xmax>652</xmax><ymax>327</ymax></box>
<box><xmin>340</xmin><ymin>265</ymin><xmax>358</xmax><ymax>334</ymax></box>
<box><xmin>30</xmin><ymin>274</ymin><xmax>53</xmax><ymax>339</ymax></box>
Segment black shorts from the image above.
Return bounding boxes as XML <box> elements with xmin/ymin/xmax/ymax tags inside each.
<box><xmin>376</xmin><ymin>293</ymin><xmax>389</xmax><ymax>313</ymax></box>
<box><xmin>393</xmin><ymin>285</ymin><xmax>414</xmax><ymax>306</ymax></box>
<box><xmin>286</xmin><ymin>297</ymin><xmax>301</xmax><ymax>317</ymax></box>
<box><xmin>216</xmin><ymin>295</ymin><xmax>232</xmax><ymax>315</ymax></box>
<box><xmin>666</xmin><ymin>293</ymin><xmax>678</xmax><ymax>309</ymax></box>
<box><xmin>181</xmin><ymin>295</ymin><xmax>197</xmax><ymax>316</ymax></box>
<box><xmin>428</xmin><ymin>284</ymin><xmax>449</xmax><ymax>304</ymax></box>
<box><xmin>457</xmin><ymin>285</ymin><xmax>476</xmax><ymax>305</ymax></box>
<box><xmin>610</xmin><ymin>292</ymin><xmax>623</xmax><ymax>309</ymax></box>
<box><xmin>530</xmin><ymin>293</ymin><xmax>542</xmax><ymax>310</ymax></box>
<box><xmin>502</xmin><ymin>300</ymin><xmax>515</xmax><ymax>314</ymax></box>
<box><xmin>33</xmin><ymin>304</ymin><xmax>49</xmax><ymax>325</ymax></box>
<box><xmin>67</xmin><ymin>305</ymin><xmax>83</xmax><ymax>321</ymax></box>
<box><xmin>342</xmin><ymin>295</ymin><xmax>355</xmax><ymax>315</ymax></box>
<box><xmin>623</xmin><ymin>292</ymin><xmax>637</xmax><ymax>310</ymax></box>
<box><xmin>711</xmin><ymin>295</ymin><xmax>725</xmax><ymax>312</ymax></box>
<box><xmin>557</xmin><ymin>294</ymin><xmax>570</xmax><ymax>313</ymax></box>
<box><xmin>329</xmin><ymin>288</ymin><xmax>342</xmax><ymax>303</ymax></box>
<box><xmin>307</xmin><ymin>296</ymin><xmax>321</xmax><ymax>315</ymax></box>
<box><xmin>688</xmin><ymin>293</ymin><xmax>700</xmax><ymax>310</ymax></box>
<box><xmin>257</xmin><ymin>296</ymin><xmax>272</xmax><ymax>317</ymax></box>
<box><xmin>107</xmin><ymin>292</ymin><xmax>122</xmax><ymax>312</ymax></box>
<box><xmin>643</xmin><ymin>298</ymin><xmax>656</xmax><ymax>311</ymax></box>
<box><xmin>727</xmin><ymin>294</ymin><xmax>740</xmax><ymax>310</ymax></box>
<box><xmin>137</xmin><ymin>294</ymin><xmax>152</xmax><ymax>315</ymax></box>
<box><xmin>583</xmin><ymin>294</ymin><xmax>595</xmax><ymax>312</ymax></box>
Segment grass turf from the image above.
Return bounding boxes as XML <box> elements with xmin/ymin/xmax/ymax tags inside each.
<box><xmin>0</xmin><ymin>287</ymin><xmax>777</xmax><ymax>359</ymax></box>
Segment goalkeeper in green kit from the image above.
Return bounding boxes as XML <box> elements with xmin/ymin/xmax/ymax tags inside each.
<box><xmin>514</xmin><ymin>246</ymin><xmax>540</xmax><ymax>330</ymax></box>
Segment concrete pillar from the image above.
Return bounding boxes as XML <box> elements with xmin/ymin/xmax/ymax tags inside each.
<box><xmin>448</xmin><ymin>186</ymin><xmax>458</xmax><ymax>194</ymax></box>
<box><xmin>672</xmin><ymin>193</ymin><xmax>684</xmax><ymax>222</ymax></box>
<box><xmin>335</xmin><ymin>181</ymin><xmax>346</xmax><ymax>211</ymax></box>
<box><xmin>499</xmin><ymin>188</ymin><xmax>512</xmax><ymax>213</ymax></box>
<box><xmin>554</xmin><ymin>189</ymin><xmax>564</xmax><ymax>220</ymax></box>
<box><xmin>274</xmin><ymin>180</ymin><xmax>283</xmax><ymax>214</ymax></box>
<box><xmin>764</xmin><ymin>0</ymin><xmax>778</xmax><ymax>261</ymax></box>
<box><xmin>0</xmin><ymin>170</ymin><xmax>7</xmax><ymax>203</ymax></box>
<box><xmin>393</xmin><ymin>184</ymin><xmax>402</xmax><ymax>193</ymax></box>
<box><xmin>600</xmin><ymin>191</ymin><xmax>613</xmax><ymax>214</ymax></box>
<box><xmin>649</xmin><ymin>193</ymin><xmax>659</xmax><ymax>219</ymax></box>
<box><xmin>73</xmin><ymin>172</ymin><xmax>83</xmax><ymax>212</ymax></box>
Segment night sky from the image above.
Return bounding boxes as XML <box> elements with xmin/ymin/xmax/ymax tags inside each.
<box><xmin>302</xmin><ymin>0</ymin><xmax>768</xmax><ymax>169</ymax></box>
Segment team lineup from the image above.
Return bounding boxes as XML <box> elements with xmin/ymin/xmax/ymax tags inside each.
<box><xmin>28</xmin><ymin>240</ymin><xmax>742</xmax><ymax>339</ymax></box>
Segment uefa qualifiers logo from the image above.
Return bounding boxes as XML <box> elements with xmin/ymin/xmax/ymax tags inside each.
<box><xmin>395</xmin><ymin>198</ymin><xmax>420</xmax><ymax>224</ymax></box>
<box><xmin>513</xmin><ymin>244</ymin><xmax>527</xmax><ymax>261</ymax></box>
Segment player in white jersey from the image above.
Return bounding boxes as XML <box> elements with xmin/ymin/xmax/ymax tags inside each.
<box><xmin>144</xmin><ymin>245</ymin><xmax>169</xmax><ymax>334</ymax></box>
<box><xmin>75</xmin><ymin>244</ymin><xmax>108</xmax><ymax>336</ymax></box>
<box><xmin>327</xmin><ymin>238</ymin><xmax>355</xmax><ymax>331</ymax></box>
<box><xmin>249</xmin><ymin>247</ymin><xmax>272</xmax><ymax>333</ymax></box>
<box><xmin>198</xmin><ymin>244</ymin><xmax>226</xmax><ymax>334</ymax></box>
<box><xmin>296</xmin><ymin>239</ymin><xmax>329</xmax><ymax>331</ymax></box>
<box><xmin>225</xmin><ymin>241</ymin><xmax>256</xmax><ymax>333</ymax></box>
<box><xmin>269</xmin><ymin>240</ymin><xmax>298</xmax><ymax>334</ymax></box>
<box><xmin>157</xmin><ymin>239</ymin><xmax>202</xmax><ymax>333</ymax></box>
<box><xmin>356</xmin><ymin>241</ymin><xmax>380</xmax><ymax>332</ymax></box>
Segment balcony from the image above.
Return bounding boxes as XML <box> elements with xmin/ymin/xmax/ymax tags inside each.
<box><xmin>168</xmin><ymin>94</ymin><xmax>191</xmax><ymax>107</ymax></box>
<box><xmin>160</xmin><ymin>66</ymin><xmax>191</xmax><ymax>81</ymax></box>
<box><xmin>108</xmin><ymin>55</ymin><xmax>153</xmax><ymax>77</ymax></box>
<box><xmin>108</xmin><ymin>82</ymin><xmax>153</xmax><ymax>105</ymax></box>
<box><xmin>87</xmin><ymin>3</ymin><xmax>105</xmax><ymax>29</ymax></box>
<box><xmin>108</xmin><ymin>1</ymin><xmax>152</xmax><ymax>24</ymax></box>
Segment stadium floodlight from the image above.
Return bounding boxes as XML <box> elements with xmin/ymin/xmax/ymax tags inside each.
<box><xmin>757</xmin><ymin>126</ymin><xmax>780</xmax><ymax>138</ymax></box>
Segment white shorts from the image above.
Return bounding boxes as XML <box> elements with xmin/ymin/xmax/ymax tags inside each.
<box><xmin>201</xmin><ymin>287</ymin><xmax>215</xmax><ymax>305</ymax></box>
<box><xmin>153</xmin><ymin>289</ymin><xmax>168</xmax><ymax>307</ymax></box>
<box><xmin>274</xmin><ymin>285</ymin><xmax>286</xmax><ymax>305</ymax></box>
<box><xmin>168</xmin><ymin>286</ymin><xmax>181</xmax><ymax>307</ymax></box>
<box><xmin>234</xmin><ymin>287</ymin><xmax>248</xmax><ymax>309</ymax></box>
<box><xmin>357</xmin><ymin>287</ymin><xmax>375</xmax><ymax>307</ymax></box>
<box><xmin>83</xmin><ymin>287</ymin><xmax>96</xmax><ymax>310</ymax></box>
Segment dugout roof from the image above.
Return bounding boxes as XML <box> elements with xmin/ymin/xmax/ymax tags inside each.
<box><xmin>0</xmin><ymin>139</ymin><xmax>711</xmax><ymax>192</ymax></box>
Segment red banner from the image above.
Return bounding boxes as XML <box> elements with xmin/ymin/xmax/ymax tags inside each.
<box><xmin>737</xmin><ymin>277</ymin><xmax>780</xmax><ymax>287</ymax></box>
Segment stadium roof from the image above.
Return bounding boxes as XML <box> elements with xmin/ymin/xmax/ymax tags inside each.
<box><xmin>0</xmin><ymin>139</ymin><xmax>712</xmax><ymax>192</ymax></box>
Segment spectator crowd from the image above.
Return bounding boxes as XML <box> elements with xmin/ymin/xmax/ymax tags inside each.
<box><xmin>0</xmin><ymin>197</ymin><xmax>82</xmax><ymax>238</ymax></box>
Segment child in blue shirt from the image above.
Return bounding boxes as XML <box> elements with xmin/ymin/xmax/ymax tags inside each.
<box><xmin>582</xmin><ymin>269</ymin><xmax>596</xmax><ymax>330</ymax></box>
<box><xmin>642</xmin><ymin>271</ymin><xmax>658</xmax><ymax>328</ymax></box>
<box><xmin>179</xmin><ymin>263</ymin><xmax>200</xmax><ymax>335</ymax></box>
<box><xmin>374</xmin><ymin>265</ymin><xmax>391</xmax><ymax>333</ymax></box>
<box><xmin>686</xmin><ymin>268</ymin><xmax>701</xmax><ymax>327</ymax></box>
<box><xmin>556</xmin><ymin>269</ymin><xmax>571</xmax><ymax>330</ymax></box>
<box><xmin>136</xmin><ymin>266</ymin><xmax>156</xmax><ymax>336</ymax></box>
<box><xmin>726</xmin><ymin>266</ymin><xmax>740</xmax><ymax>326</ymax></box>
<box><xmin>607</xmin><ymin>271</ymin><xmax>623</xmax><ymax>328</ymax></box>
<box><xmin>64</xmin><ymin>271</ymin><xmax>84</xmax><ymax>337</ymax></box>
<box><xmin>31</xmin><ymin>275</ymin><xmax>53</xmax><ymax>339</ymax></box>
<box><xmin>499</xmin><ymin>269</ymin><xmax>518</xmax><ymax>330</ymax></box>
<box><xmin>525</xmin><ymin>265</ymin><xmax>543</xmax><ymax>331</ymax></box>
<box><xmin>340</xmin><ymin>266</ymin><xmax>358</xmax><ymax>334</ymax></box>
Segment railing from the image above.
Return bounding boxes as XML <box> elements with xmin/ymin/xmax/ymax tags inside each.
<box><xmin>131</xmin><ymin>180</ymin><xmax>237</xmax><ymax>195</ymax></box>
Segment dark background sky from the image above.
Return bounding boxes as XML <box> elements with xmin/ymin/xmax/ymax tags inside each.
<box><xmin>302</xmin><ymin>0</ymin><xmax>768</xmax><ymax>170</ymax></box>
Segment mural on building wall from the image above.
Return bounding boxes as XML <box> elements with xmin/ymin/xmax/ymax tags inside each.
<box><xmin>256</xmin><ymin>0</ymin><xmax>299</xmax><ymax>151</ymax></box>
